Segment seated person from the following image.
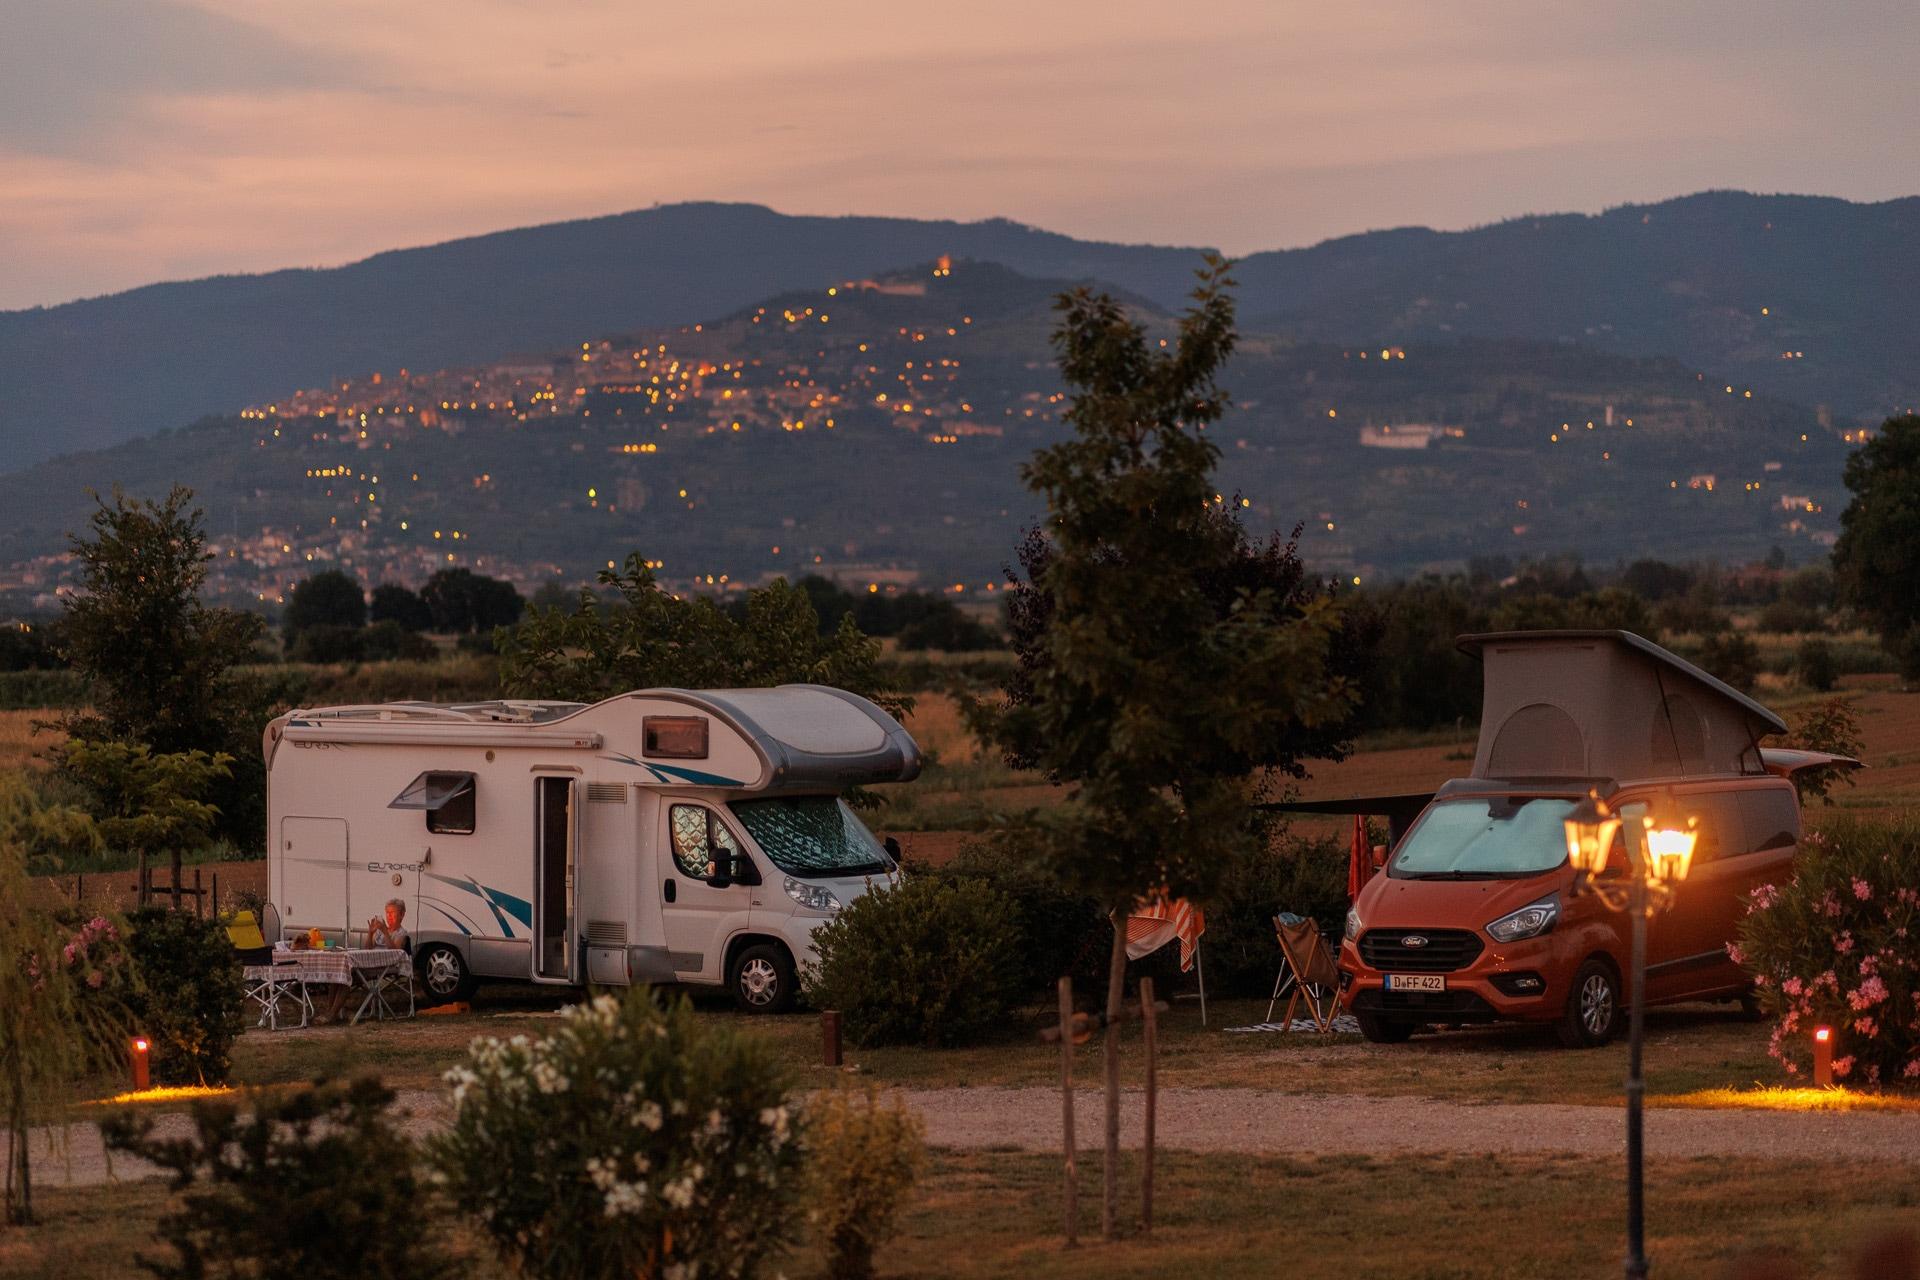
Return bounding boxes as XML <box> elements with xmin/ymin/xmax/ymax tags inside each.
<box><xmin>366</xmin><ymin>898</ymin><xmax>411</xmax><ymax>952</ymax></box>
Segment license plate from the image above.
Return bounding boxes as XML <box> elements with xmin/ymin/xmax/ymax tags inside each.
<box><xmin>1385</xmin><ymin>974</ymin><xmax>1446</xmax><ymax>993</ymax></box>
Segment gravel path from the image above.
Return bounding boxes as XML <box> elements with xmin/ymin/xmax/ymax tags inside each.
<box><xmin>16</xmin><ymin>1086</ymin><xmax>1920</xmax><ymax>1190</ymax></box>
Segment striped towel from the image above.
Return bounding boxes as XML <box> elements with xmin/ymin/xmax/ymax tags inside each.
<box><xmin>1124</xmin><ymin>894</ymin><xmax>1205</xmax><ymax>973</ymax></box>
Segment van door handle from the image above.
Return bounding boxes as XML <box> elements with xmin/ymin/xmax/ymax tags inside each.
<box><xmin>663</xmin><ymin>878</ymin><xmax>676</xmax><ymax>904</ymax></box>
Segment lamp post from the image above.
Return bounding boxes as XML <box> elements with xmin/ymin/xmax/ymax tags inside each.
<box><xmin>1563</xmin><ymin>790</ymin><xmax>1699</xmax><ymax>1280</ymax></box>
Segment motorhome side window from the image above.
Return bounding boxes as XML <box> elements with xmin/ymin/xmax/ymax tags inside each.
<box><xmin>389</xmin><ymin>770</ymin><xmax>476</xmax><ymax>835</ymax></box>
<box><xmin>669</xmin><ymin>804</ymin><xmax>738</xmax><ymax>877</ymax></box>
<box><xmin>646</xmin><ymin>716</ymin><xmax>709</xmax><ymax>759</ymax></box>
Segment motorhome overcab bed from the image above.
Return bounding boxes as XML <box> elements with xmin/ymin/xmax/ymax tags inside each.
<box><xmin>263</xmin><ymin>684</ymin><xmax>920</xmax><ymax>1012</ymax></box>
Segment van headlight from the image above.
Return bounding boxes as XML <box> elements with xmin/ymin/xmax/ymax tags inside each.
<box><xmin>1343</xmin><ymin>907</ymin><xmax>1362</xmax><ymax>942</ymax></box>
<box><xmin>783</xmin><ymin>876</ymin><xmax>839</xmax><ymax>914</ymax></box>
<box><xmin>1486</xmin><ymin>896</ymin><xmax>1559</xmax><ymax>943</ymax></box>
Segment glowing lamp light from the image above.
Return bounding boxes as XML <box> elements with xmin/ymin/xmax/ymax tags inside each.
<box><xmin>1641</xmin><ymin>798</ymin><xmax>1700</xmax><ymax>885</ymax></box>
<box><xmin>1563</xmin><ymin>792</ymin><xmax>1622</xmax><ymax>877</ymax></box>
<box><xmin>130</xmin><ymin>1036</ymin><xmax>151</xmax><ymax>1091</ymax></box>
<box><xmin>1812</xmin><ymin>1026</ymin><xmax>1834</xmax><ymax>1087</ymax></box>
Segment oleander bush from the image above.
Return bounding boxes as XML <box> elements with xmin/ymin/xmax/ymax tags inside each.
<box><xmin>1735</xmin><ymin>820</ymin><xmax>1920</xmax><ymax>1086</ymax></box>
<box><xmin>101</xmin><ymin>1077</ymin><xmax>451</xmax><ymax>1280</ymax></box>
<box><xmin>803</xmin><ymin>871</ymin><xmax>1023</xmax><ymax>1047</ymax></box>
<box><xmin>804</xmin><ymin>1084</ymin><xmax>926</xmax><ymax>1280</ymax></box>
<box><xmin>109</xmin><ymin>906</ymin><xmax>245</xmax><ymax>1086</ymax></box>
<box><xmin>431</xmin><ymin>989</ymin><xmax>805</xmax><ymax>1280</ymax></box>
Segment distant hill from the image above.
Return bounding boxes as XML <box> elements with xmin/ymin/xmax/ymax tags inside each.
<box><xmin>0</xmin><ymin>262</ymin><xmax>1855</xmax><ymax>602</ymax></box>
<box><xmin>0</xmin><ymin>191</ymin><xmax>1914</xmax><ymax>473</ymax></box>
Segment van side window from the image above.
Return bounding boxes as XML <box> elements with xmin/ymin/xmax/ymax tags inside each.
<box><xmin>669</xmin><ymin>804</ymin><xmax>739</xmax><ymax>878</ymax></box>
<box><xmin>1739</xmin><ymin>787</ymin><xmax>1800</xmax><ymax>852</ymax></box>
<box><xmin>1678</xmin><ymin>791</ymin><xmax>1746</xmax><ymax>865</ymax></box>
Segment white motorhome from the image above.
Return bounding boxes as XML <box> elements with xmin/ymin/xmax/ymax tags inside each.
<box><xmin>263</xmin><ymin>684</ymin><xmax>920</xmax><ymax>1012</ymax></box>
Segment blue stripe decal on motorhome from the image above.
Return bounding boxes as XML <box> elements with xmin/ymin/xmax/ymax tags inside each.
<box><xmin>599</xmin><ymin>752</ymin><xmax>743</xmax><ymax>787</ymax></box>
<box><xmin>422</xmin><ymin>872</ymin><xmax>530</xmax><ymax>938</ymax></box>
<box><xmin>425</xmin><ymin>902</ymin><xmax>473</xmax><ymax>936</ymax></box>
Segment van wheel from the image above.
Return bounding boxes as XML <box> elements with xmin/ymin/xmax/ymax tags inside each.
<box><xmin>416</xmin><ymin>943</ymin><xmax>474</xmax><ymax>1006</ymax></box>
<box><xmin>1355</xmin><ymin>1010</ymin><xmax>1418</xmax><ymax>1043</ymax></box>
<box><xmin>1556</xmin><ymin>958</ymin><xmax>1622</xmax><ymax>1048</ymax></box>
<box><xmin>729</xmin><ymin>943</ymin><xmax>797</xmax><ymax>1014</ymax></box>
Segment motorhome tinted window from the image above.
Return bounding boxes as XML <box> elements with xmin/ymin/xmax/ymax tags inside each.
<box><xmin>645</xmin><ymin>716</ymin><xmax>709</xmax><ymax>759</ymax></box>
<box><xmin>729</xmin><ymin>796</ymin><xmax>890</xmax><ymax>877</ymax></box>
<box><xmin>427</xmin><ymin>782</ymin><xmax>475</xmax><ymax>834</ymax></box>
<box><xmin>1389</xmin><ymin>797</ymin><xmax>1576</xmax><ymax>879</ymax></box>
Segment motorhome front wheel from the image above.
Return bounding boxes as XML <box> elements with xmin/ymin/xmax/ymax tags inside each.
<box><xmin>729</xmin><ymin>943</ymin><xmax>797</xmax><ymax>1014</ymax></box>
<box><xmin>417</xmin><ymin>943</ymin><xmax>475</xmax><ymax>1006</ymax></box>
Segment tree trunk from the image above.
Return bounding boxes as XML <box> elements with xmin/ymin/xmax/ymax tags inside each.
<box><xmin>1102</xmin><ymin>914</ymin><xmax>1126</xmax><ymax>1241</ymax></box>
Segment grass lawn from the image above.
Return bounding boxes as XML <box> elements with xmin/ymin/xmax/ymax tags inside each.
<box><xmin>6</xmin><ymin>1149</ymin><xmax>1916</xmax><ymax>1280</ymax></box>
<box><xmin>205</xmin><ymin>987</ymin><xmax>1795</xmax><ymax>1111</ymax></box>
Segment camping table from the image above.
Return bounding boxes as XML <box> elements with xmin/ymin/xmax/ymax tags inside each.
<box><xmin>249</xmin><ymin>947</ymin><xmax>412</xmax><ymax>1026</ymax></box>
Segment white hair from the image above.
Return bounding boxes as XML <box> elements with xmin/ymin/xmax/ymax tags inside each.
<box><xmin>385</xmin><ymin>898</ymin><xmax>406</xmax><ymax>916</ymax></box>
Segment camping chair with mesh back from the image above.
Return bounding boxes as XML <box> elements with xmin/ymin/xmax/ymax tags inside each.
<box><xmin>1269</xmin><ymin>915</ymin><xmax>1345</xmax><ymax>1032</ymax></box>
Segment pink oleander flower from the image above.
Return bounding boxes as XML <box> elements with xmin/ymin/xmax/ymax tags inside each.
<box><xmin>1854</xmin><ymin>1016</ymin><xmax>1877</xmax><ymax>1038</ymax></box>
<box><xmin>1832</xmin><ymin>1055</ymin><xmax>1855</xmax><ymax>1079</ymax></box>
<box><xmin>1751</xmin><ymin>883</ymin><xmax>1779</xmax><ymax>911</ymax></box>
<box><xmin>86</xmin><ymin>970</ymin><xmax>103</xmax><ymax>989</ymax></box>
<box><xmin>1846</xmin><ymin>976</ymin><xmax>1889</xmax><ymax>1010</ymax></box>
<box><xmin>1834</xmin><ymin>933</ymin><xmax>1854</xmax><ymax>954</ymax></box>
<box><xmin>1853</xmin><ymin>878</ymin><xmax>1873</xmax><ymax>901</ymax></box>
<box><xmin>1726</xmin><ymin>943</ymin><xmax>1746</xmax><ymax>966</ymax></box>
<box><xmin>1783</xmin><ymin>976</ymin><xmax>1804</xmax><ymax>997</ymax></box>
<box><xmin>1860</xmin><ymin>954</ymin><xmax>1879</xmax><ymax>976</ymax></box>
<box><xmin>1904</xmin><ymin>1059</ymin><xmax>1920</xmax><ymax>1080</ymax></box>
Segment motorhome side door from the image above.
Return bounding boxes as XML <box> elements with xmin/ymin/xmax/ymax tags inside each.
<box><xmin>279</xmin><ymin>816</ymin><xmax>348</xmax><ymax>940</ymax></box>
<box><xmin>533</xmin><ymin>776</ymin><xmax>578</xmax><ymax>983</ymax></box>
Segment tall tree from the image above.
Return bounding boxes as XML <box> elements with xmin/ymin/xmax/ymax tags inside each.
<box><xmin>282</xmin><ymin>569</ymin><xmax>367</xmax><ymax>638</ymax></box>
<box><xmin>1832</xmin><ymin>414</ymin><xmax>1920</xmax><ymax>678</ymax></box>
<box><xmin>59</xmin><ymin>487</ymin><xmax>264</xmax><ymax>756</ymax></box>
<box><xmin>498</xmin><ymin>556</ymin><xmax>908</xmax><ymax>720</ymax></box>
<box><xmin>420</xmin><ymin>568</ymin><xmax>524</xmax><ymax>634</ymax></box>
<box><xmin>974</xmin><ymin>259</ymin><xmax>1354</xmax><ymax>1239</ymax></box>
<box><xmin>369</xmin><ymin>583</ymin><xmax>434</xmax><ymax>632</ymax></box>
<box><xmin>58</xmin><ymin>739</ymin><xmax>232</xmax><ymax>908</ymax></box>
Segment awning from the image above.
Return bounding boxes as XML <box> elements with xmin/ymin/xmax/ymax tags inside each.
<box><xmin>389</xmin><ymin>771</ymin><xmax>476</xmax><ymax>811</ymax></box>
<box><xmin>1257</xmin><ymin>791</ymin><xmax>1436</xmax><ymax>846</ymax></box>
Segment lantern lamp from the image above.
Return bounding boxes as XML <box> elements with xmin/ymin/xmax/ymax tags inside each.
<box><xmin>1563</xmin><ymin>791</ymin><xmax>1622</xmax><ymax>877</ymax></box>
<box><xmin>1641</xmin><ymin>796</ymin><xmax>1699</xmax><ymax>886</ymax></box>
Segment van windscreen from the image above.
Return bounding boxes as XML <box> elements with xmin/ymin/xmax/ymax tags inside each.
<box><xmin>728</xmin><ymin>796</ymin><xmax>893</xmax><ymax>878</ymax></box>
<box><xmin>1389</xmin><ymin>797</ymin><xmax>1576</xmax><ymax>880</ymax></box>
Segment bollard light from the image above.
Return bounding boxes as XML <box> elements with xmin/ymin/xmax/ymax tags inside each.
<box><xmin>131</xmin><ymin>1036</ymin><xmax>151</xmax><ymax>1091</ymax></box>
<box><xmin>1812</xmin><ymin>1026</ymin><xmax>1833</xmax><ymax>1088</ymax></box>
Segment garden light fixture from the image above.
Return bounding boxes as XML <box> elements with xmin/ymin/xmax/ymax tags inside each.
<box><xmin>1813</xmin><ymin>1027</ymin><xmax>1833</xmax><ymax>1088</ymax></box>
<box><xmin>130</xmin><ymin>1036</ymin><xmax>150</xmax><ymax>1091</ymax></box>
<box><xmin>1562</xmin><ymin>788</ymin><xmax>1701</xmax><ymax>1280</ymax></box>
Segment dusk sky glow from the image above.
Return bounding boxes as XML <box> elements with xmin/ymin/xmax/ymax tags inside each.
<box><xmin>3</xmin><ymin>0</ymin><xmax>1915</xmax><ymax>311</ymax></box>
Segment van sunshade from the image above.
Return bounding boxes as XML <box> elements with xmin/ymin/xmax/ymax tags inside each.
<box><xmin>388</xmin><ymin>770</ymin><xmax>476</xmax><ymax>811</ymax></box>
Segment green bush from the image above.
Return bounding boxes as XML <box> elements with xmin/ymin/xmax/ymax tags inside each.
<box><xmin>1193</xmin><ymin>828</ymin><xmax>1350</xmax><ymax>997</ymax></box>
<box><xmin>943</xmin><ymin>833</ymin><xmax>1110</xmax><ymax>998</ymax></box>
<box><xmin>804</xmin><ymin>873</ymin><xmax>1023</xmax><ymax>1047</ymax></box>
<box><xmin>1695</xmin><ymin>633</ymin><xmax>1762</xmax><ymax>693</ymax></box>
<box><xmin>1735</xmin><ymin>820</ymin><xmax>1920</xmax><ymax>1087</ymax></box>
<box><xmin>101</xmin><ymin>1077</ymin><xmax>451</xmax><ymax>1280</ymax></box>
<box><xmin>1797</xmin><ymin>637</ymin><xmax>1840</xmax><ymax>692</ymax></box>
<box><xmin>0</xmin><ymin>668</ymin><xmax>86</xmax><ymax>709</ymax></box>
<box><xmin>804</xmin><ymin>1084</ymin><xmax>926</xmax><ymax>1280</ymax></box>
<box><xmin>432</xmin><ymin>990</ymin><xmax>805</xmax><ymax>1280</ymax></box>
<box><xmin>111</xmin><ymin>907</ymin><xmax>245</xmax><ymax>1086</ymax></box>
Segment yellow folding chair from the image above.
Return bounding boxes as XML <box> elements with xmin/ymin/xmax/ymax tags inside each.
<box><xmin>1272</xmin><ymin>916</ymin><xmax>1345</xmax><ymax>1032</ymax></box>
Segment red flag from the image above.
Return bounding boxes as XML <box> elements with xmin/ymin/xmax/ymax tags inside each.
<box><xmin>1348</xmin><ymin>814</ymin><xmax>1373</xmax><ymax>900</ymax></box>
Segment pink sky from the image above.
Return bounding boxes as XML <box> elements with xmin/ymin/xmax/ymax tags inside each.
<box><xmin>3</xmin><ymin>0</ymin><xmax>1914</xmax><ymax>310</ymax></box>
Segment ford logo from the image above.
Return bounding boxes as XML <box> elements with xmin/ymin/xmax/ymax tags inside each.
<box><xmin>1401</xmin><ymin>935</ymin><xmax>1429</xmax><ymax>948</ymax></box>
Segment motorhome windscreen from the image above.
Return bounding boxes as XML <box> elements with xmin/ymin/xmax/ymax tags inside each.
<box><xmin>1388</xmin><ymin>796</ymin><xmax>1576</xmax><ymax>880</ymax></box>
<box><xmin>728</xmin><ymin>796</ymin><xmax>892</xmax><ymax>877</ymax></box>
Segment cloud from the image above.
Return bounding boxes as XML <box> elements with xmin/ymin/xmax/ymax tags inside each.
<box><xmin>0</xmin><ymin>0</ymin><xmax>362</xmax><ymax>154</ymax></box>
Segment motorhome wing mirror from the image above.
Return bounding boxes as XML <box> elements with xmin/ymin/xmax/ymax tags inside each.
<box><xmin>707</xmin><ymin>850</ymin><xmax>735</xmax><ymax>889</ymax></box>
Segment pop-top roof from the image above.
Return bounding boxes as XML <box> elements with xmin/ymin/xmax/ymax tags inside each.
<box><xmin>1456</xmin><ymin>630</ymin><xmax>1786</xmax><ymax>782</ymax></box>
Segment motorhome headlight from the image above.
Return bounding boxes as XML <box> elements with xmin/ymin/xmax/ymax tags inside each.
<box><xmin>783</xmin><ymin>876</ymin><xmax>839</xmax><ymax>914</ymax></box>
<box><xmin>1485</xmin><ymin>896</ymin><xmax>1559</xmax><ymax>943</ymax></box>
<box><xmin>1343</xmin><ymin>907</ymin><xmax>1362</xmax><ymax>942</ymax></box>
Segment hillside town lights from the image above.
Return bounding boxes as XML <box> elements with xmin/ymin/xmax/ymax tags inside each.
<box><xmin>1563</xmin><ymin>789</ymin><xmax>1700</xmax><ymax>1280</ymax></box>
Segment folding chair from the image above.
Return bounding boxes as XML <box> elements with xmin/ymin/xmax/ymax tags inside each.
<box><xmin>352</xmin><ymin>953</ymin><xmax>416</xmax><ymax>1024</ymax></box>
<box><xmin>1269</xmin><ymin>915</ymin><xmax>1345</xmax><ymax>1032</ymax></box>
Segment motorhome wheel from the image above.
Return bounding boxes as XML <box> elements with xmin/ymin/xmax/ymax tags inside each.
<box><xmin>416</xmin><ymin>943</ymin><xmax>475</xmax><ymax>1005</ymax></box>
<box><xmin>729</xmin><ymin>942</ymin><xmax>797</xmax><ymax>1014</ymax></box>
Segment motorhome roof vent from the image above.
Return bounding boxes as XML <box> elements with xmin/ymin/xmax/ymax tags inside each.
<box><xmin>586</xmin><ymin>782</ymin><xmax>627</xmax><ymax>804</ymax></box>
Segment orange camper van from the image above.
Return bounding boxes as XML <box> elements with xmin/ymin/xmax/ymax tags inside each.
<box><xmin>1320</xmin><ymin>630</ymin><xmax>1856</xmax><ymax>1048</ymax></box>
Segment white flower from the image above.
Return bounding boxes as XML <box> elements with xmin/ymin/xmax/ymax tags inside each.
<box><xmin>661</xmin><ymin>1177</ymin><xmax>697</xmax><ymax>1210</ymax></box>
<box><xmin>633</xmin><ymin>1100</ymin><xmax>664</xmax><ymax>1131</ymax></box>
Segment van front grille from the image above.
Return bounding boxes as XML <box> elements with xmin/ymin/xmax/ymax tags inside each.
<box><xmin>1359</xmin><ymin>928</ymin><xmax>1484</xmax><ymax>973</ymax></box>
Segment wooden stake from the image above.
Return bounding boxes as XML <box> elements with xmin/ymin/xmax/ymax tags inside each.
<box><xmin>193</xmin><ymin>867</ymin><xmax>204</xmax><ymax>919</ymax></box>
<box><xmin>822</xmin><ymin>1010</ymin><xmax>843</xmax><ymax>1068</ymax></box>
<box><xmin>1102</xmin><ymin>918</ymin><xmax>1126</xmax><ymax>1242</ymax></box>
<box><xmin>1140</xmin><ymin>975</ymin><xmax>1157</xmax><ymax>1240</ymax></box>
<box><xmin>1057</xmin><ymin>976</ymin><xmax>1077</xmax><ymax>1248</ymax></box>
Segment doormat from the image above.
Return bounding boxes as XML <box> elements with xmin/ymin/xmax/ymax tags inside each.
<box><xmin>1224</xmin><ymin>1015</ymin><xmax>1361</xmax><ymax>1035</ymax></box>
